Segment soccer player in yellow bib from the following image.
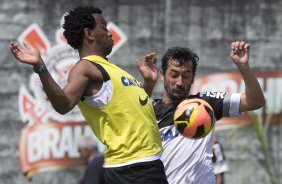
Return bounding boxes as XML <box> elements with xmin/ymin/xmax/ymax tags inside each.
<box><xmin>10</xmin><ymin>6</ymin><xmax>168</xmax><ymax>184</ymax></box>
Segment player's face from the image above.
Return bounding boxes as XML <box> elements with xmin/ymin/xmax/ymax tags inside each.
<box><xmin>93</xmin><ymin>14</ymin><xmax>114</xmax><ymax>56</ymax></box>
<box><xmin>161</xmin><ymin>59</ymin><xmax>194</xmax><ymax>102</ymax></box>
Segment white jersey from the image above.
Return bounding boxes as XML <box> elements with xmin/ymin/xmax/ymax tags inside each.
<box><xmin>153</xmin><ymin>91</ymin><xmax>241</xmax><ymax>184</ymax></box>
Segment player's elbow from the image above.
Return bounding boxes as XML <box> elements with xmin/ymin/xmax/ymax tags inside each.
<box><xmin>57</xmin><ymin>109</ymin><xmax>70</xmax><ymax>115</ymax></box>
<box><xmin>257</xmin><ymin>96</ymin><xmax>266</xmax><ymax>109</ymax></box>
<box><xmin>242</xmin><ymin>94</ymin><xmax>266</xmax><ymax>112</ymax></box>
<box><xmin>251</xmin><ymin>95</ymin><xmax>266</xmax><ymax>110</ymax></box>
<box><xmin>52</xmin><ymin>102</ymin><xmax>74</xmax><ymax>115</ymax></box>
<box><xmin>54</xmin><ymin>106</ymin><xmax>70</xmax><ymax>115</ymax></box>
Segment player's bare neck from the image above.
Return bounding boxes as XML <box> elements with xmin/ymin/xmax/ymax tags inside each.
<box><xmin>79</xmin><ymin>46</ymin><xmax>107</xmax><ymax>59</ymax></box>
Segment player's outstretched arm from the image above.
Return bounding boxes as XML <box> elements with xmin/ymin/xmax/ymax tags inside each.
<box><xmin>136</xmin><ymin>52</ymin><xmax>158</xmax><ymax>97</ymax></box>
<box><xmin>9</xmin><ymin>41</ymin><xmax>88</xmax><ymax>114</ymax></box>
<box><xmin>229</xmin><ymin>41</ymin><xmax>265</xmax><ymax>112</ymax></box>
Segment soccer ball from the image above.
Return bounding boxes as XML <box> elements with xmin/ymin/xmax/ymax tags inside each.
<box><xmin>174</xmin><ymin>98</ymin><xmax>215</xmax><ymax>139</ymax></box>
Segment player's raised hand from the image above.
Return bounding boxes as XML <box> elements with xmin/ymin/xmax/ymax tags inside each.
<box><xmin>230</xmin><ymin>41</ymin><xmax>250</xmax><ymax>67</ymax></box>
<box><xmin>136</xmin><ymin>52</ymin><xmax>158</xmax><ymax>84</ymax></box>
<box><xmin>10</xmin><ymin>41</ymin><xmax>42</xmax><ymax>66</ymax></box>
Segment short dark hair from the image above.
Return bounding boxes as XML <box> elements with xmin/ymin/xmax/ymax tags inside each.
<box><xmin>161</xmin><ymin>46</ymin><xmax>199</xmax><ymax>76</ymax></box>
<box><xmin>63</xmin><ymin>6</ymin><xmax>103</xmax><ymax>49</ymax></box>
<box><xmin>162</xmin><ymin>46</ymin><xmax>199</xmax><ymax>76</ymax></box>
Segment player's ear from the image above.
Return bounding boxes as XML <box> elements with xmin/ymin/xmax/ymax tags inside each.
<box><xmin>84</xmin><ymin>28</ymin><xmax>95</xmax><ymax>40</ymax></box>
<box><xmin>160</xmin><ymin>69</ymin><xmax>164</xmax><ymax>81</ymax></box>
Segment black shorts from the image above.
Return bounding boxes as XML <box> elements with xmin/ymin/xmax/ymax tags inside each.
<box><xmin>104</xmin><ymin>159</ymin><xmax>168</xmax><ymax>184</ymax></box>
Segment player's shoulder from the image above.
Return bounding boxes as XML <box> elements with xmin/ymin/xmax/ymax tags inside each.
<box><xmin>152</xmin><ymin>99</ymin><xmax>162</xmax><ymax>106</ymax></box>
<box><xmin>152</xmin><ymin>99</ymin><xmax>165</xmax><ymax>112</ymax></box>
<box><xmin>152</xmin><ymin>98</ymin><xmax>177</xmax><ymax>119</ymax></box>
<box><xmin>74</xmin><ymin>59</ymin><xmax>104</xmax><ymax>81</ymax></box>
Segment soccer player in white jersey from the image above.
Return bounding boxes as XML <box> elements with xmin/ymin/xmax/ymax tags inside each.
<box><xmin>138</xmin><ymin>41</ymin><xmax>265</xmax><ymax>184</ymax></box>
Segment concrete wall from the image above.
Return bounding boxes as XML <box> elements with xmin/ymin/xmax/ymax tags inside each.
<box><xmin>0</xmin><ymin>0</ymin><xmax>281</xmax><ymax>183</ymax></box>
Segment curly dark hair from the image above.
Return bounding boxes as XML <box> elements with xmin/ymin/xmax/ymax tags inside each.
<box><xmin>161</xmin><ymin>46</ymin><xmax>199</xmax><ymax>76</ymax></box>
<box><xmin>63</xmin><ymin>6</ymin><xmax>103</xmax><ymax>49</ymax></box>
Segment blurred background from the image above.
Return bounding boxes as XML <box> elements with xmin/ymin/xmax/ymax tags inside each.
<box><xmin>0</xmin><ymin>0</ymin><xmax>282</xmax><ymax>184</ymax></box>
